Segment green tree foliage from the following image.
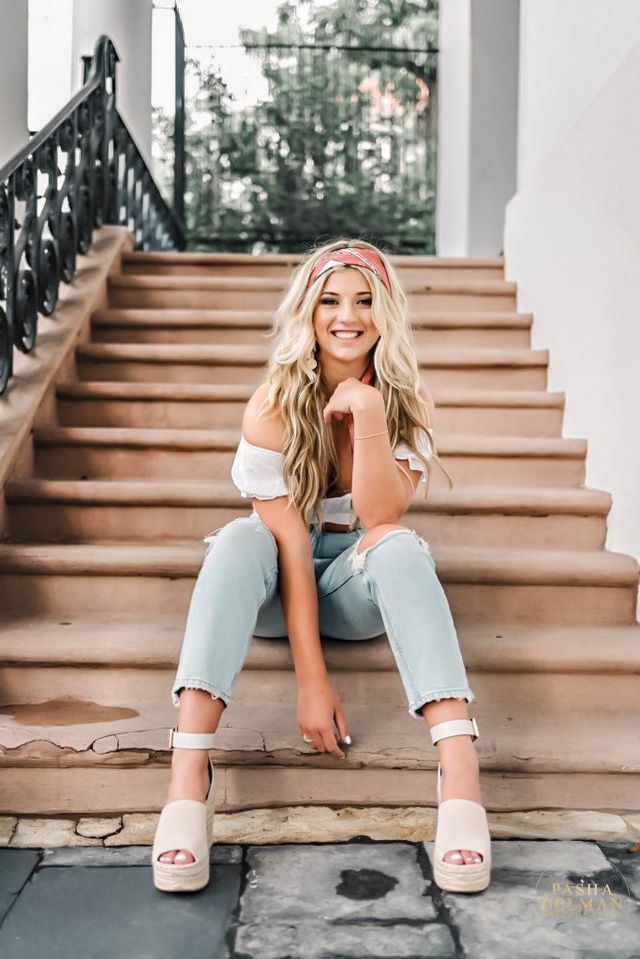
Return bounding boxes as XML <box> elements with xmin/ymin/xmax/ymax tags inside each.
<box><xmin>152</xmin><ymin>0</ymin><xmax>439</xmax><ymax>253</ymax></box>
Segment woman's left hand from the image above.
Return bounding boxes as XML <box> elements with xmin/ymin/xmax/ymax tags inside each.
<box><xmin>322</xmin><ymin>378</ymin><xmax>378</xmax><ymax>424</ymax></box>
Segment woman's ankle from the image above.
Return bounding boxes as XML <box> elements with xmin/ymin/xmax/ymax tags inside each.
<box><xmin>171</xmin><ymin>748</ymin><xmax>211</xmax><ymax>772</ymax></box>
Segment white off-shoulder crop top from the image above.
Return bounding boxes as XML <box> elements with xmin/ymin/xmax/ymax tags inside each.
<box><xmin>231</xmin><ymin>427</ymin><xmax>434</xmax><ymax>527</ymax></box>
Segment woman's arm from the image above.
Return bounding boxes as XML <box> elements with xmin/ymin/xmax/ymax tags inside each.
<box><xmin>242</xmin><ymin>384</ymin><xmax>347</xmax><ymax>757</ymax></box>
<box><xmin>350</xmin><ymin>386</ymin><xmax>433</xmax><ymax>526</ymax></box>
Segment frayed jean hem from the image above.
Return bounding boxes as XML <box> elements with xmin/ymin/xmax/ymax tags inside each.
<box><xmin>408</xmin><ymin>687</ymin><xmax>476</xmax><ymax>719</ymax></box>
<box><xmin>171</xmin><ymin>678</ymin><xmax>230</xmax><ymax>709</ymax></box>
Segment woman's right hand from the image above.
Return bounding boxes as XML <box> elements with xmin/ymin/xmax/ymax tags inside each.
<box><xmin>296</xmin><ymin>677</ymin><xmax>350</xmax><ymax>758</ymax></box>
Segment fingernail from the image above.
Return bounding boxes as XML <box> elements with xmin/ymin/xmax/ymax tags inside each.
<box><xmin>344</xmin><ymin>735</ymin><xmax>352</xmax><ymax>744</ymax></box>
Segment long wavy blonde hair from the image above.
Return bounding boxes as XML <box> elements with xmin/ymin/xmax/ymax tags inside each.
<box><xmin>256</xmin><ymin>236</ymin><xmax>453</xmax><ymax>533</ymax></box>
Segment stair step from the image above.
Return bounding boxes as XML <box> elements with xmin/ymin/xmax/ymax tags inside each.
<box><xmin>107</xmin><ymin>274</ymin><xmax>517</xmax><ymax>311</ymax></box>
<box><xmin>121</xmin><ymin>250</ymin><xmax>506</xmax><ymax>281</ymax></box>
<box><xmin>32</xmin><ymin>428</ymin><xmax>587</xmax><ymax>486</ymax></box>
<box><xmin>1</xmin><ymin>613</ymin><xmax>638</xmax><ymax>672</ymax></box>
<box><xmin>1</xmin><ymin>690</ymin><xmax>637</xmax><ymax>814</ymax></box>
<box><xmin>0</xmin><ymin>542</ymin><xmax>636</xmax><ymax>623</ymax></box>
<box><xmin>55</xmin><ymin>382</ymin><xmax>566</xmax><ymax>436</ymax></box>
<box><xmin>91</xmin><ymin>308</ymin><xmax>532</xmax><ymax>348</ymax></box>
<box><xmin>4</xmin><ymin>480</ymin><xmax>608</xmax><ymax>549</ymax></box>
<box><xmin>75</xmin><ymin>344</ymin><xmax>548</xmax><ymax>389</ymax></box>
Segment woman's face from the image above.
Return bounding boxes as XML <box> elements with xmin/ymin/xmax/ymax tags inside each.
<box><xmin>312</xmin><ymin>267</ymin><xmax>380</xmax><ymax>373</ymax></box>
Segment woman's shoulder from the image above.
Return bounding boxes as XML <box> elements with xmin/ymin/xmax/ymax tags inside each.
<box><xmin>242</xmin><ymin>381</ymin><xmax>286</xmax><ymax>454</ymax></box>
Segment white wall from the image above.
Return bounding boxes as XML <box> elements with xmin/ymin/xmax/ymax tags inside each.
<box><xmin>28</xmin><ymin>0</ymin><xmax>74</xmax><ymax>132</ymax></box>
<box><xmin>71</xmin><ymin>0</ymin><xmax>153</xmax><ymax>167</ymax></box>
<box><xmin>0</xmin><ymin>0</ymin><xmax>28</xmax><ymax>169</ymax></box>
<box><xmin>505</xmin><ymin>39</ymin><xmax>640</xmax><ymax>567</ymax></box>
<box><xmin>437</xmin><ymin>0</ymin><xmax>519</xmax><ymax>255</ymax></box>
<box><xmin>436</xmin><ymin>0</ymin><xmax>471</xmax><ymax>255</ymax></box>
<box><xmin>517</xmin><ymin>0</ymin><xmax>640</xmax><ymax>187</ymax></box>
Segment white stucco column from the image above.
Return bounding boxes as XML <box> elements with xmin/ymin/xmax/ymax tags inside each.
<box><xmin>0</xmin><ymin>0</ymin><xmax>29</xmax><ymax>169</ymax></box>
<box><xmin>71</xmin><ymin>0</ymin><xmax>153</xmax><ymax>168</ymax></box>
<box><xmin>436</xmin><ymin>0</ymin><xmax>520</xmax><ymax>256</ymax></box>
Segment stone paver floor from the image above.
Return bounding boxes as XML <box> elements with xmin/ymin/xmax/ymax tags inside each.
<box><xmin>0</xmin><ymin>839</ymin><xmax>639</xmax><ymax>958</ymax></box>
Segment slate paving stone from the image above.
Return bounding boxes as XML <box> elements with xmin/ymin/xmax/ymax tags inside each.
<box><xmin>234</xmin><ymin>918</ymin><xmax>456</xmax><ymax>959</ymax></box>
<box><xmin>0</xmin><ymin>864</ymin><xmax>241</xmax><ymax>959</ymax></box>
<box><xmin>442</xmin><ymin>877</ymin><xmax>640</xmax><ymax>959</ymax></box>
<box><xmin>0</xmin><ymin>851</ymin><xmax>41</xmax><ymax>926</ymax></box>
<box><xmin>423</xmin><ymin>838</ymin><xmax>614</xmax><ymax>876</ymax></box>
<box><xmin>432</xmin><ymin>841</ymin><xmax>640</xmax><ymax>959</ymax></box>
<box><xmin>40</xmin><ymin>843</ymin><xmax>243</xmax><ymax>867</ymax></box>
<box><xmin>239</xmin><ymin>842</ymin><xmax>437</xmax><ymax>923</ymax></box>
<box><xmin>597</xmin><ymin>841</ymin><xmax>640</xmax><ymax>899</ymax></box>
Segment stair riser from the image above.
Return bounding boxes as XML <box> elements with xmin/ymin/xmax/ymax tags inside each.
<box><xmin>108</xmin><ymin>289</ymin><xmax>517</xmax><ymax>311</ymax></box>
<box><xmin>1</xmin><ymin>767</ymin><xmax>636</xmax><ymax>817</ymax></box>
<box><xmin>33</xmin><ymin>447</ymin><xmax>586</xmax><ymax>487</ymax></box>
<box><xmin>6</xmin><ymin>504</ymin><xmax>606</xmax><ymax>550</ymax></box>
<box><xmin>0</xmin><ymin>574</ymin><xmax>634</xmax><ymax>623</ymax></box>
<box><xmin>76</xmin><ymin>361</ymin><xmax>547</xmax><ymax>390</ymax></box>
<box><xmin>56</xmin><ymin>399</ymin><xmax>565</xmax><ymax>437</ymax></box>
<box><xmin>121</xmin><ymin>264</ymin><xmax>506</xmax><ymax>282</ymax></box>
<box><xmin>91</xmin><ymin>327</ymin><xmax>531</xmax><ymax>349</ymax></box>
<box><xmin>4</xmin><ymin>666</ymin><xmax>636</xmax><ymax>727</ymax></box>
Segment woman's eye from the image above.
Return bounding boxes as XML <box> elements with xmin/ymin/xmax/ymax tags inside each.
<box><xmin>321</xmin><ymin>299</ymin><xmax>371</xmax><ymax>306</ymax></box>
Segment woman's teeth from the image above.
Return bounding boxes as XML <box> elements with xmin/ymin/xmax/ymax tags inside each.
<box><xmin>332</xmin><ymin>331</ymin><xmax>363</xmax><ymax>339</ymax></box>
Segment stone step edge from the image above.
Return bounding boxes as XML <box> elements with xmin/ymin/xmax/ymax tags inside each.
<box><xmin>3</xmin><ymin>806</ymin><xmax>637</xmax><ymax>847</ymax></box>
<box><xmin>93</xmin><ymin>307</ymin><xmax>533</xmax><ymax>329</ymax></box>
<box><xmin>75</xmin><ymin>342</ymin><xmax>548</xmax><ymax>367</ymax></box>
<box><xmin>108</xmin><ymin>274</ymin><xmax>516</xmax><ymax>295</ymax></box>
<box><xmin>0</xmin><ymin>542</ymin><xmax>636</xmax><ymax>585</ymax></box>
<box><xmin>54</xmin><ymin>380</ymin><xmax>566</xmax><ymax>407</ymax></box>
<box><xmin>1</xmin><ymin>617</ymin><xmax>638</xmax><ymax>673</ymax></box>
<box><xmin>122</xmin><ymin>251</ymin><xmax>505</xmax><ymax>268</ymax></box>
<box><xmin>2</xmin><ymin>705</ymin><xmax>636</xmax><ymax>772</ymax></box>
<box><xmin>32</xmin><ymin>427</ymin><xmax>587</xmax><ymax>458</ymax></box>
<box><xmin>4</xmin><ymin>480</ymin><xmax>610</xmax><ymax>515</ymax></box>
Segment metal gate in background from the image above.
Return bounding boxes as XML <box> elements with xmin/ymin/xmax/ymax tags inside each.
<box><xmin>182</xmin><ymin>39</ymin><xmax>438</xmax><ymax>255</ymax></box>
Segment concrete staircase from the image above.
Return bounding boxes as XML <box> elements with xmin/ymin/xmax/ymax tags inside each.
<box><xmin>1</xmin><ymin>250</ymin><xmax>638</xmax><ymax>824</ymax></box>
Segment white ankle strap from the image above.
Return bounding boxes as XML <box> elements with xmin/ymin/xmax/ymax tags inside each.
<box><xmin>168</xmin><ymin>727</ymin><xmax>217</xmax><ymax>749</ymax></box>
<box><xmin>430</xmin><ymin>717</ymin><xmax>479</xmax><ymax>746</ymax></box>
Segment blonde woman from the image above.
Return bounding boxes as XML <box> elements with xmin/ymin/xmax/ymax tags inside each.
<box><xmin>152</xmin><ymin>239</ymin><xmax>491</xmax><ymax>895</ymax></box>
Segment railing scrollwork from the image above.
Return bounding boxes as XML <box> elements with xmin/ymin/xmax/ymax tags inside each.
<box><xmin>0</xmin><ymin>35</ymin><xmax>185</xmax><ymax>397</ymax></box>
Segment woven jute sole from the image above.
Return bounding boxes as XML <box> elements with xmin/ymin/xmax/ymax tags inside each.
<box><xmin>433</xmin><ymin>855</ymin><xmax>491</xmax><ymax>893</ymax></box>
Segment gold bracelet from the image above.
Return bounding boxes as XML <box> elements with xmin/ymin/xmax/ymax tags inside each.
<box><xmin>354</xmin><ymin>428</ymin><xmax>389</xmax><ymax>439</ymax></box>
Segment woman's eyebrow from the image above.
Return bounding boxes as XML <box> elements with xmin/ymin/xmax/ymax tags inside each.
<box><xmin>321</xmin><ymin>290</ymin><xmax>371</xmax><ymax>296</ymax></box>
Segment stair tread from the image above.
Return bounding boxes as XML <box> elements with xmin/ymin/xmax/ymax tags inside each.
<box><xmin>75</xmin><ymin>342</ymin><xmax>548</xmax><ymax>366</ymax></box>
<box><xmin>55</xmin><ymin>381</ymin><xmax>566</xmax><ymax>406</ymax></box>
<box><xmin>0</xmin><ymin>695</ymin><xmax>634</xmax><ymax>775</ymax></box>
<box><xmin>4</xmin><ymin>478</ymin><xmax>610</xmax><ymax>513</ymax></box>
<box><xmin>93</xmin><ymin>307</ymin><xmax>533</xmax><ymax>329</ymax></box>
<box><xmin>33</xmin><ymin>426</ymin><xmax>587</xmax><ymax>457</ymax></box>
<box><xmin>1</xmin><ymin>612</ymin><xmax>638</xmax><ymax>672</ymax></box>
<box><xmin>122</xmin><ymin>251</ymin><xmax>505</xmax><ymax>267</ymax></box>
<box><xmin>108</xmin><ymin>274</ymin><xmax>515</xmax><ymax>295</ymax></box>
<box><xmin>0</xmin><ymin>541</ymin><xmax>636</xmax><ymax>583</ymax></box>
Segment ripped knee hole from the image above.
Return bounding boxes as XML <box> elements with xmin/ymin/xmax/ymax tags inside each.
<box><xmin>348</xmin><ymin>529</ymin><xmax>431</xmax><ymax>573</ymax></box>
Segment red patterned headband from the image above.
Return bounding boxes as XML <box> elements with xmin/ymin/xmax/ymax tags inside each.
<box><xmin>306</xmin><ymin>247</ymin><xmax>391</xmax><ymax>295</ymax></box>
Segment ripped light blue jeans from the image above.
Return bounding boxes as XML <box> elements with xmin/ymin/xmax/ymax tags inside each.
<box><xmin>171</xmin><ymin>511</ymin><xmax>475</xmax><ymax>719</ymax></box>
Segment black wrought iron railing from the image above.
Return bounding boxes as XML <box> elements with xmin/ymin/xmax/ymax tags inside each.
<box><xmin>0</xmin><ymin>35</ymin><xmax>185</xmax><ymax>397</ymax></box>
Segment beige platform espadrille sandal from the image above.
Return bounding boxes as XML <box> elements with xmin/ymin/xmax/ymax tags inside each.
<box><xmin>430</xmin><ymin>717</ymin><xmax>491</xmax><ymax>893</ymax></box>
<box><xmin>152</xmin><ymin>727</ymin><xmax>217</xmax><ymax>893</ymax></box>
